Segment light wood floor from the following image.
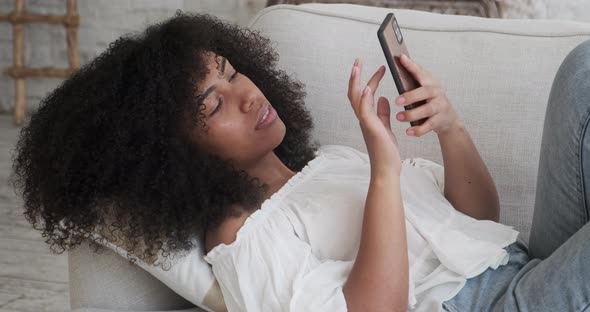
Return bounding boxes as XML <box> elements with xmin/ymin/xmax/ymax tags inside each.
<box><xmin>0</xmin><ymin>115</ymin><xmax>69</xmax><ymax>312</ymax></box>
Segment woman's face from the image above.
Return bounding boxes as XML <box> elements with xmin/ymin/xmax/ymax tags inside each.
<box><xmin>192</xmin><ymin>52</ymin><xmax>286</xmax><ymax>168</ymax></box>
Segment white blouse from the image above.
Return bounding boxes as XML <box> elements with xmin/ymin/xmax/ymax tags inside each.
<box><xmin>203</xmin><ymin>145</ymin><xmax>519</xmax><ymax>312</ymax></box>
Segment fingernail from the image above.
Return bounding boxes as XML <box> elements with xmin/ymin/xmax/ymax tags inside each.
<box><xmin>354</xmin><ymin>58</ymin><xmax>359</xmax><ymax>66</ymax></box>
<box><xmin>397</xmin><ymin>113</ymin><xmax>405</xmax><ymax>121</ymax></box>
<box><xmin>397</xmin><ymin>97</ymin><xmax>405</xmax><ymax>104</ymax></box>
<box><xmin>407</xmin><ymin>129</ymin><xmax>415</xmax><ymax>136</ymax></box>
<box><xmin>352</xmin><ymin>67</ymin><xmax>357</xmax><ymax>76</ymax></box>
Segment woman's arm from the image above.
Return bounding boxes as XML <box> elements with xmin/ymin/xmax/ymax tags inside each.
<box><xmin>344</xmin><ymin>173</ymin><xmax>409</xmax><ymax>312</ymax></box>
<box><xmin>345</xmin><ymin>59</ymin><xmax>409</xmax><ymax>312</ymax></box>
<box><xmin>437</xmin><ymin>124</ymin><xmax>500</xmax><ymax>222</ymax></box>
<box><xmin>394</xmin><ymin>54</ymin><xmax>499</xmax><ymax>222</ymax></box>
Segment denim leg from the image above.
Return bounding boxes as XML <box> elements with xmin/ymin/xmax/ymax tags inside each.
<box><xmin>442</xmin><ymin>242</ymin><xmax>533</xmax><ymax>312</ymax></box>
<box><xmin>444</xmin><ymin>219</ymin><xmax>590</xmax><ymax>311</ymax></box>
<box><xmin>529</xmin><ymin>38</ymin><xmax>590</xmax><ymax>260</ymax></box>
<box><xmin>501</xmin><ymin>221</ymin><xmax>590</xmax><ymax>311</ymax></box>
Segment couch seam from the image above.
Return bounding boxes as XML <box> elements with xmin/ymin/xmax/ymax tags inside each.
<box><xmin>250</xmin><ymin>5</ymin><xmax>590</xmax><ymax>39</ymax></box>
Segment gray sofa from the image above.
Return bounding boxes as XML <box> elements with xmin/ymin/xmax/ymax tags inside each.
<box><xmin>69</xmin><ymin>4</ymin><xmax>590</xmax><ymax>311</ymax></box>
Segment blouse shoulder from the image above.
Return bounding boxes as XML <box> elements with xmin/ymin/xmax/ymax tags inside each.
<box><xmin>202</xmin><ymin>203</ymin><xmax>351</xmax><ymax>311</ymax></box>
<box><xmin>318</xmin><ymin>144</ymin><xmax>369</xmax><ymax>163</ymax></box>
<box><xmin>205</xmin><ymin>210</ymin><xmax>251</xmax><ymax>254</ymax></box>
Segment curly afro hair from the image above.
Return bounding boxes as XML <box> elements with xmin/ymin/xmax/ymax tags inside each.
<box><xmin>12</xmin><ymin>11</ymin><xmax>319</xmax><ymax>265</ymax></box>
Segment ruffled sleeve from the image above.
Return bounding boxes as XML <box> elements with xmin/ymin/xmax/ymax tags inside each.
<box><xmin>203</xmin><ymin>208</ymin><xmax>352</xmax><ymax>312</ymax></box>
<box><xmin>400</xmin><ymin>157</ymin><xmax>519</xmax><ymax>279</ymax></box>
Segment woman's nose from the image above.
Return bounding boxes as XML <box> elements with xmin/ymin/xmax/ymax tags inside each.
<box><xmin>240</xmin><ymin>88</ymin><xmax>257</xmax><ymax>113</ymax></box>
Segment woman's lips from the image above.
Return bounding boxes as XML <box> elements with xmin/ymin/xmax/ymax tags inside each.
<box><xmin>255</xmin><ymin>104</ymin><xmax>277</xmax><ymax>130</ymax></box>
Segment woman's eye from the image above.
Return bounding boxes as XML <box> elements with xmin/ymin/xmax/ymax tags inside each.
<box><xmin>208</xmin><ymin>71</ymin><xmax>236</xmax><ymax>117</ymax></box>
<box><xmin>230</xmin><ymin>70</ymin><xmax>238</xmax><ymax>82</ymax></box>
<box><xmin>211</xmin><ymin>98</ymin><xmax>223</xmax><ymax>116</ymax></box>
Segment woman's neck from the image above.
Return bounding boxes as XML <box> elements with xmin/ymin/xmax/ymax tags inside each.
<box><xmin>204</xmin><ymin>152</ymin><xmax>296</xmax><ymax>253</ymax></box>
<box><xmin>245</xmin><ymin>152</ymin><xmax>296</xmax><ymax>201</ymax></box>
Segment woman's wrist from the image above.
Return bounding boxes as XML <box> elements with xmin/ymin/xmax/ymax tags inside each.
<box><xmin>370</xmin><ymin>168</ymin><xmax>401</xmax><ymax>184</ymax></box>
<box><xmin>436</xmin><ymin>119</ymin><xmax>465</xmax><ymax>138</ymax></box>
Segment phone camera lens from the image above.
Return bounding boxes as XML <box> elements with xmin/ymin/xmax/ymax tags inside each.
<box><xmin>392</xmin><ymin>18</ymin><xmax>403</xmax><ymax>43</ymax></box>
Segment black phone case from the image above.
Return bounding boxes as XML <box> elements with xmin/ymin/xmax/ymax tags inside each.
<box><xmin>377</xmin><ymin>13</ymin><xmax>427</xmax><ymax>127</ymax></box>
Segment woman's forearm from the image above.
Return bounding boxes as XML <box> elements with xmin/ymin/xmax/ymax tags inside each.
<box><xmin>438</xmin><ymin>124</ymin><xmax>500</xmax><ymax>222</ymax></box>
<box><xmin>343</xmin><ymin>172</ymin><xmax>409</xmax><ymax>312</ymax></box>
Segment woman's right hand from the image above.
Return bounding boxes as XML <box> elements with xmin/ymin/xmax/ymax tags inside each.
<box><xmin>347</xmin><ymin>58</ymin><xmax>401</xmax><ymax>176</ymax></box>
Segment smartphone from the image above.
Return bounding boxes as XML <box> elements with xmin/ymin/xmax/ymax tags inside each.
<box><xmin>377</xmin><ymin>13</ymin><xmax>426</xmax><ymax>126</ymax></box>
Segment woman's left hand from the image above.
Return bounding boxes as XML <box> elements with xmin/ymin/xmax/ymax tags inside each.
<box><xmin>394</xmin><ymin>54</ymin><xmax>462</xmax><ymax>137</ymax></box>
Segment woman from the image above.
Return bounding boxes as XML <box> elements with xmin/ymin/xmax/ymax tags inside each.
<box><xmin>12</xmin><ymin>12</ymin><xmax>590</xmax><ymax>311</ymax></box>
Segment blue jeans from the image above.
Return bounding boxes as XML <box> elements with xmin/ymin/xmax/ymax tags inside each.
<box><xmin>442</xmin><ymin>39</ymin><xmax>590</xmax><ymax>312</ymax></box>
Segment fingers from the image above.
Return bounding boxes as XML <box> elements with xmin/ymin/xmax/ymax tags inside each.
<box><xmin>367</xmin><ymin>65</ymin><xmax>386</xmax><ymax>95</ymax></box>
<box><xmin>396</xmin><ymin>101</ymin><xmax>437</xmax><ymax>123</ymax></box>
<box><xmin>399</xmin><ymin>54</ymin><xmax>435</xmax><ymax>86</ymax></box>
<box><xmin>406</xmin><ymin>117</ymin><xmax>435</xmax><ymax>137</ymax></box>
<box><xmin>396</xmin><ymin>85</ymin><xmax>441</xmax><ymax>107</ymax></box>
<box><xmin>347</xmin><ymin>58</ymin><xmax>361</xmax><ymax>108</ymax></box>
<box><xmin>348</xmin><ymin>59</ymin><xmax>385</xmax><ymax>99</ymax></box>
<box><xmin>358</xmin><ymin>85</ymin><xmax>374</xmax><ymax>120</ymax></box>
<box><xmin>377</xmin><ymin>96</ymin><xmax>392</xmax><ymax>130</ymax></box>
<box><xmin>348</xmin><ymin>58</ymin><xmax>387</xmax><ymax>117</ymax></box>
